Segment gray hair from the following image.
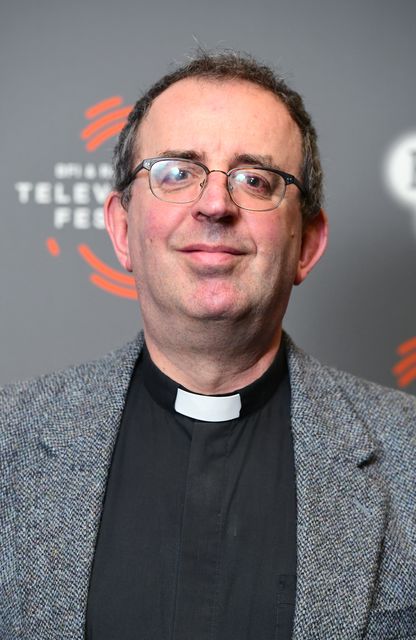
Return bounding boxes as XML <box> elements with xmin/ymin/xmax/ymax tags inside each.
<box><xmin>113</xmin><ymin>51</ymin><xmax>323</xmax><ymax>220</ymax></box>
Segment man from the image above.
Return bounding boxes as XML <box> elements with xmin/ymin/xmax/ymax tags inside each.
<box><xmin>1</xmin><ymin>52</ymin><xmax>415</xmax><ymax>639</ymax></box>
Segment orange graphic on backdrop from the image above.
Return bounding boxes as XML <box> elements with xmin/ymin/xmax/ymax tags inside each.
<box><xmin>45</xmin><ymin>237</ymin><xmax>61</xmax><ymax>257</ymax></box>
<box><xmin>45</xmin><ymin>97</ymin><xmax>136</xmax><ymax>299</ymax></box>
<box><xmin>78</xmin><ymin>244</ymin><xmax>136</xmax><ymax>299</ymax></box>
<box><xmin>392</xmin><ymin>337</ymin><xmax>416</xmax><ymax>388</ymax></box>
<box><xmin>81</xmin><ymin>96</ymin><xmax>133</xmax><ymax>152</ymax></box>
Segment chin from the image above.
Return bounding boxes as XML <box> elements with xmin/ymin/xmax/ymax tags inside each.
<box><xmin>181</xmin><ymin>297</ymin><xmax>249</xmax><ymax>322</ymax></box>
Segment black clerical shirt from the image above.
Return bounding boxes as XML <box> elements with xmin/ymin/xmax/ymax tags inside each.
<box><xmin>86</xmin><ymin>343</ymin><xmax>297</xmax><ymax>639</ymax></box>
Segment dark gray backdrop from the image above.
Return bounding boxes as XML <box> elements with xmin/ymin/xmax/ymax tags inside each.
<box><xmin>2</xmin><ymin>0</ymin><xmax>416</xmax><ymax>395</ymax></box>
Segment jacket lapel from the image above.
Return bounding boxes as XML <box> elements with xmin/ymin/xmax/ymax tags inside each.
<box><xmin>286</xmin><ymin>337</ymin><xmax>387</xmax><ymax>639</ymax></box>
<box><xmin>16</xmin><ymin>336</ymin><xmax>143</xmax><ymax>639</ymax></box>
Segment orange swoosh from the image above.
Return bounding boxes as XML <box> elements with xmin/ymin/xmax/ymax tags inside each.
<box><xmin>397</xmin><ymin>337</ymin><xmax>416</xmax><ymax>356</ymax></box>
<box><xmin>78</xmin><ymin>244</ymin><xmax>135</xmax><ymax>286</ymax></box>
<box><xmin>397</xmin><ymin>368</ymin><xmax>416</xmax><ymax>388</ymax></box>
<box><xmin>81</xmin><ymin>106</ymin><xmax>132</xmax><ymax>139</ymax></box>
<box><xmin>46</xmin><ymin>237</ymin><xmax>60</xmax><ymax>257</ymax></box>
<box><xmin>392</xmin><ymin>352</ymin><xmax>416</xmax><ymax>375</ymax></box>
<box><xmin>90</xmin><ymin>274</ymin><xmax>137</xmax><ymax>299</ymax></box>
<box><xmin>85</xmin><ymin>96</ymin><xmax>123</xmax><ymax>119</ymax></box>
<box><xmin>86</xmin><ymin>122</ymin><xmax>126</xmax><ymax>151</ymax></box>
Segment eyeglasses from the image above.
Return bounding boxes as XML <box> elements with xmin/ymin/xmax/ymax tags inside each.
<box><xmin>123</xmin><ymin>157</ymin><xmax>306</xmax><ymax>212</ymax></box>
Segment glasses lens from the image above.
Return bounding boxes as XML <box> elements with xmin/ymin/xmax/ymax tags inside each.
<box><xmin>229</xmin><ymin>168</ymin><xmax>286</xmax><ymax>211</ymax></box>
<box><xmin>149</xmin><ymin>159</ymin><xmax>206</xmax><ymax>203</ymax></box>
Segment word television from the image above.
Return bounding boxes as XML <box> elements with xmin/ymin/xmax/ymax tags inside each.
<box><xmin>14</xmin><ymin>163</ymin><xmax>113</xmax><ymax>230</ymax></box>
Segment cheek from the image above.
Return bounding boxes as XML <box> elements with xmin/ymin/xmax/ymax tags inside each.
<box><xmin>128</xmin><ymin>202</ymin><xmax>178</xmax><ymax>268</ymax></box>
<box><xmin>251</xmin><ymin>216</ymin><xmax>300</xmax><ymax>261</ymax></box>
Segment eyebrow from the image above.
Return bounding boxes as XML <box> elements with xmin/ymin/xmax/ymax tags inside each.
<box><xmin>232</xmin><ymin>153</ymin><xmax>282</xmax><ymax>171</ymax></box>
<box><xmin>154</xmin><ymin>150</ymin><xmax>284</xmax><ymax>171</ymax></box>
<box><xmin>155</xmin><ymin>149</ymin><xmax>201</xmax><ymax>161</ymax></box>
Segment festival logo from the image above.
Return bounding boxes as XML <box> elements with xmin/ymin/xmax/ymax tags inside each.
<box><xmin>384</xmin><ymin>132</ymin><xmax>416</xmax><ymax>391</ymax></box>
<box><xmin>14</xmin><ymin>96</ymin><xmax>137</xmax><ymax>299</ymax></box>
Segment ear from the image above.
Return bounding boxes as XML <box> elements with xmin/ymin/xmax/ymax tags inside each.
<box><xmin>294</xmin><ymin>209</ymin><xmax>328</xmax><ymax>285</ymax></box>
<box><xmin>104</xmin><ymin>192</ymin><xmax>132</xmax><ymax>272</ymax></box>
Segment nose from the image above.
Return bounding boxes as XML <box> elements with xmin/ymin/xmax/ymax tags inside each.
<box><xmin>191</xmin><ymin>170</ymin><xmax>239</xmax><ymax>222</ymax></box>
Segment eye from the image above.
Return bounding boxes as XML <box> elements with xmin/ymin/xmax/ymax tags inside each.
<box><xmin>152</xmin><ymin>160</ymin><xmax>201</xmax><ymax>191</ymax></box>
<box><xmin>246</xmin><ymin>174</ymin><xmax>270</xmax><ymax>192</ymax></box>
<box><xmin>163</xmin><ymin>167</ymin><xmax>191</xmax><ymax>184</ymax></box>
<box><xmin>233</xmin><ymin>169</ymin><xmax>277</xmax><ymax>198</ymax></box>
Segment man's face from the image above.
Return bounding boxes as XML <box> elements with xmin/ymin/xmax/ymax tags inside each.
<box><xmin>107</xmin><ymin>78</ymin><xmax>326</xmax><ymax>332</ymax></box>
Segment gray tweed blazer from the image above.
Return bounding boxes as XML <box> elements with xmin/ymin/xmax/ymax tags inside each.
<box><xmin>1</xmin><ymin>333</ymin><xmax>415</xmax><ymax>639</ymax></box>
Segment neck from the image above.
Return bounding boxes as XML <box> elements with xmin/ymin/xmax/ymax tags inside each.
<box><xmin>143</xmin><ymin>317</ymin><xmax>282</xmax><ymax>395</ymax></box>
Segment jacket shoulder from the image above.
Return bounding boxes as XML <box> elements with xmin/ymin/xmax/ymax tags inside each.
<box><xmin>285</xmin><ymin>334</ymin><xmax>416</xmax><ymax>438</ymax></box>
<box><xmin>315</xmin><ymin>355</ymin><xmax>416</xmax><ymax>442</ymax></box>
<box><xmin>0</xmin><ymin>335</ymin><xmax>143</xmax><ymax>465</ymax></box>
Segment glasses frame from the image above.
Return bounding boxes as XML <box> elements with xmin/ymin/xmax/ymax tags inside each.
<box><xmin>122</xmin><ymin>157</ymin><xmax>306</xmax><ymax>212</ymax></box>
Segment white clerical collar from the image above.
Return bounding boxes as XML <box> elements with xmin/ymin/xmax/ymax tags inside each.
<box><xmin>175</xmin><ymin>388</ymin><xmax>242</xmax><ymax>422</ymax></box>
<box><xmin>141</xmin><ymin>342</ymin><xmax>286</xmax><ymax>421</ymax></box>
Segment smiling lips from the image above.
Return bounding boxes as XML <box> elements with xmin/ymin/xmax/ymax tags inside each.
<box><xmin>178</xmin><ymin>244</ymin><xmax>246</xmax><ymax>268</ymax></box>
<box><xmin>180</xmin><ymin>244</ymin><xmax>245</xmax><ymax>255</ymax></box>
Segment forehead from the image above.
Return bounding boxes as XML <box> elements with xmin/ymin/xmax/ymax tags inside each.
<box><xmin>137</xmin><ymin>78</ymin><xmax>303</xmax><ymax>171</ymax></box>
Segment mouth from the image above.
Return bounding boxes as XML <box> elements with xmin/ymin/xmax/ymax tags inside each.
<box><xmin>179</xmin><ymin>244</ymin><xmax>245</xmax><ymax>255</ymax></box>
<box><xmin>178</xmin><ymin>244</ymin><xmax>246</xmax><ymax>269</ymax></box>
